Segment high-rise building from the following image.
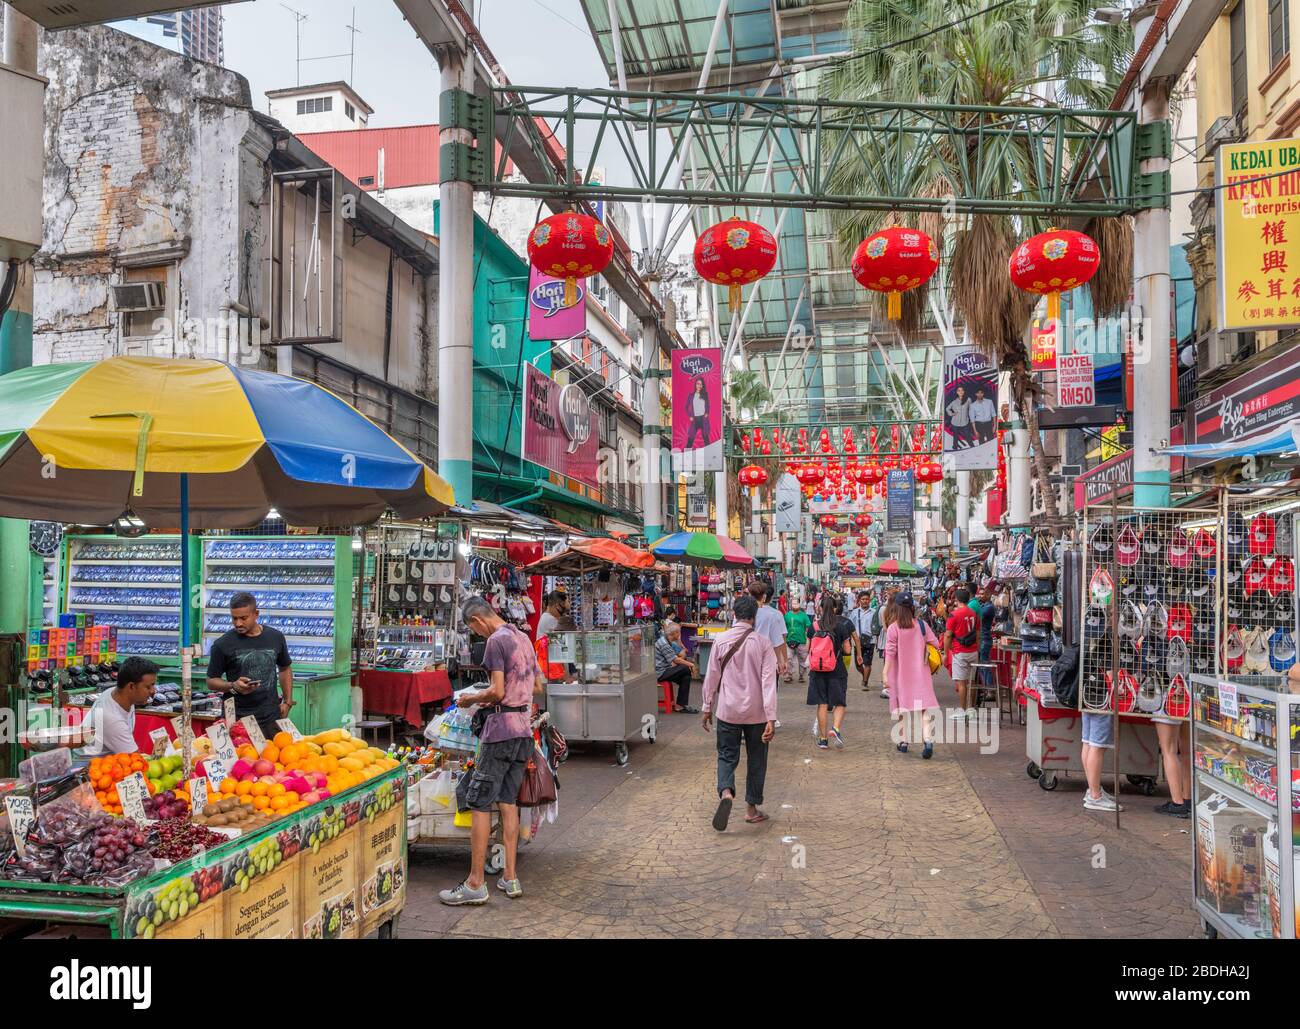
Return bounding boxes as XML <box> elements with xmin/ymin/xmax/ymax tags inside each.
<box><xmin>143</xmin><ymin>6</ymin><xmax>224</xmax><ymax>65</ymax></box>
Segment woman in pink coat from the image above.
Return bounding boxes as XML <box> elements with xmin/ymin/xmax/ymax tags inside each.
<box><xmin>883</xmin><ymin>591</ymin><xmax>941</xmax><ymax>759</ymax></box>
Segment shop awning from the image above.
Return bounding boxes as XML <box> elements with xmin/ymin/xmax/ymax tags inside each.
<box><xmin>523</xmin><ymin>537</ymin><xmax>655</xmax><ymax>576</ymax></box>
<box><xmin>1161</xmin><ymin>420</ymin><xmax>1300</xmax><ymax>461</ymax></box>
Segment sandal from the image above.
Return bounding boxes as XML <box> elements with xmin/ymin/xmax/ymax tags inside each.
<box><xmin>712</xmin><ymin>795</ymin><xmax>733</xmax><ymax>831</ymax></box>
<box><xmin>745</xmin><ymin>812</ymin><xmax>769</xmax><ymax>824</ymax></box>
<box><xmin>681</xmin><ymin>705</ymin><xmax>699</xmax><ymax>714</ymax></box>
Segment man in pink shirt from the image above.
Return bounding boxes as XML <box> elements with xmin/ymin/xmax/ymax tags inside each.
<box><xmin>701</xmin><ymin>595</ymin><xmax>777</xmax><ymax>831</ymax></box>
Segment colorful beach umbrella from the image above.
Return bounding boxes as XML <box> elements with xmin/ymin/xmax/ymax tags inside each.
<box><xmin>0</xmin><ymin>357</ymin><xmax>454</xmax><ymax>528</ymax></box>
<box><xmin>864</xmin><ymin>557</ymin><xmax>923</xmax><ymax>576</ymax></box>
<box><xmin>650</xmin><ymin>531</ymin><xmax>753</xmax><ymax>568</ymax></box>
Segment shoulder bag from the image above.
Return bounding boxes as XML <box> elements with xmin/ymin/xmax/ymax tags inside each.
<box><xmin>1031</xmin><ymin>533</ymin><xmax>1057</xmax><ymax>581</ymax></box>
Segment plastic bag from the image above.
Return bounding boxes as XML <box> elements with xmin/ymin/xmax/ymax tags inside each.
<box><xmin>19</xmin><ymin>746</ymin><xmax>72</xmax><ymax>786</ymax></box>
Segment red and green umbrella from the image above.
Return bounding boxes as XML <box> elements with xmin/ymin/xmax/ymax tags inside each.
<box><xmin>864</xmin><ymin>557</ymin><xmax>923</xmax><ymax>576</ymax></box>
<box><xmin>650</xmin><ymin>531</ymin><xmax>753</xmax><ymax>568</ymax></box>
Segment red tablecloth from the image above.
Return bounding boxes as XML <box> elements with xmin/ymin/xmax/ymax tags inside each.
<box><xmin>357</xmin><ymin>669</ymin><xmax>453</xmax><ymax>727</ymax></box>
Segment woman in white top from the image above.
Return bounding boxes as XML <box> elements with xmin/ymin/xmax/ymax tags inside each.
<box><xmin>684</xmin><ymin>378</ymin><xmax>712</xmax><ymax>448</ymax></box>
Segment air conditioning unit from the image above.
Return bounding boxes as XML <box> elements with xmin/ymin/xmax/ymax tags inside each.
<box><xmin>110</xmin><ymin>281</ymin><xmax>166</xmax><ymax>311</ymax></box>
<box><xmin>1196</xmin><ymin>331</ymin><xmax>1233</xmax><ymax>376</ymax></box>
<box><xmin>1204</xmin><ymin>113</ymin><xmax>1244</xmax><ymax>156</ymax></box>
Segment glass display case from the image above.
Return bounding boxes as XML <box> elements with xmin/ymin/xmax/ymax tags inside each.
<box><xmin>62</xmin><ymin>535</ymin><xmax>188</xmax><ymax>662</ymax></box>
<box><xmin>1190</xmin><ymin>675</ymin><xmax>1297</xmax><ymax>939</ymax></box>
<box><xmin>545</xmin><ymin>626</ymin><xmax>658</xmax><ymax>766</ymax></box>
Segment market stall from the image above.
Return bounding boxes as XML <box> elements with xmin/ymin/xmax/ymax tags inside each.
<box><xmin>0</xmin><ymin>356</ymin><xmax>453</xmax><ymax>938</ymax></box>
<box><xmin>650</xmin><ymin>532</ymin><xmax>754</xmax><ymax>679</ymax></box>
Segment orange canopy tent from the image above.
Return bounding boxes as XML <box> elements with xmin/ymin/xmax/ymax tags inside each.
<box><xmin>523</xmin><ymin>537</ymin><xmax>655</xmax><ymax>576</ymax></box>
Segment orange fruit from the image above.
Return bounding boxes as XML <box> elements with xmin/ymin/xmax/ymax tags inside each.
<box><xmin>219</xmin><ymin>777</ymin><xmax>237</xmax><ymax>794</ymax></box>
<box><xmin>269</xmin><ymin>783</ymin><xmax>286</xmax><ymax>796</ymax></box>
<box><xmin>250</xmin><ymin>781</ymin><xmax>269</xmax><ymax>797</ymax></box>
<box><xmin>273</xmin><ymin>731</ymin><xmax>293</xmax><ymax>750</ymax></box>
<box><xmin>252</xmin><ymin>795</ymin><xmax>270</xmax><ymax>811</ymax></box>
<box><xmin>235</xmin><ymin>780</ymin><xmax>253</xmax><ymax>796</ymax></box>
<box><xmin>237</xmin><ymin>744</ymin><xmax>257</xmax><ymax>761</ymax></box>
<box><xmin>269</xmin><ymin>796</ymin><xmax>289</xmax><ymax>811</ymax></box>
<box><xmin>239</xmin><ymin>795</ymin><xmax>254</xmax><ymax>806</ymax></box>
<box><xmin>262</xmin><ymin>744</ymin><xmax>280</xmax><ymax>764</ymax></box>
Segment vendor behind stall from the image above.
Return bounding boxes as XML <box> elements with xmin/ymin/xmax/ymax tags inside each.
<box><xmin>82</xmin><ymin>657</ymin><xmax>159</xmax><ymax>756</ymax></box>
<box><xmin>535</xmin><ymin>591</ymin><xmax>568</xmax><ymax>639</ymax></box>
<box><xmin>206</xmin><ymin>591</ymin><xmax>294</xmax><ymax>737</ymax></box>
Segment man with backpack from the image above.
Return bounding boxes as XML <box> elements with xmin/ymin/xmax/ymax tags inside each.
<box><xmin>701</xmin><ymin>595</ymin><xmax>777</xmax><ymax>830</ymax></box>
<box><xmin>847</xmin><ymin>590</ymin><xmax>880</xmax><ymax>695</ymax></box>
<box><xmin>943</xmin><ymin>586</ymin><xmax>980</xmax><ymax>722</ymax></box>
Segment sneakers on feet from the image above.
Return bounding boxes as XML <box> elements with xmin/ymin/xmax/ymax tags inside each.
<box><xmin>439</xmin><ymin>879</ymin><xmax>489</xmax><ymax>906</ymax></box>
<box><xmin>816</xmin><ymin>738</ymin><xmax>830</xmax><ymax>750</ymax></box>
<box><xmin>1163</xmin><ymin>800</ymin><xmax>1191</xmax><ymax>819</ymax></box>
<box><xmin>1083</xmin><ymin>791</ymin><xmax>1123</xmax><ymax>812</ymax></box>
<box><xmin>1153</xmin><ymin>800</ymin><xmax>1174</xmax><ymax>814</ymax></box>
<box><xmin>829</xmin><ymin>727</ymin><xmax>844</xmax><ymax>749</ymax></box>
<box><xmin>948</xmin><ymin>709</ymin><xmax>968</xmax><ymax>722</ymax></box>
<box><xmin>496</xmin><ymin>877</ymin><xmax>523</xmax><ymax>899</ymax></box>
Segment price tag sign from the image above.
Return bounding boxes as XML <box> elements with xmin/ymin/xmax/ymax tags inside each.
<box><xmin>275</xmin><ymin>718</ymin><xmax>303</xmax><ymax>741</ymax></box>
<box><xmin>239</xmin><ymin>716</ymin><xmax>268</xmax><ymax>754</ymax></box>
<box><xmin>189</xmin><ymin>774</ymin><xmax>210</xmax><ymax>809</ymax></box>
<box><xmin>205</xmin><ymin>757</ymin><xmax>231</xmax><ymax>785</ymax></box>
<box><xmin>223</xmin><ymin>695</ymin><xmax>236</xmax><ymax>725</ymax></box>
<box><xmin>149</xmin><ymin>728</ymin><xmax>170</xmax><ymax>758</ymax></box>
<box><xmin>115</xmin><ymin>772</ymin><xmax>150</xmax><ymax>822</ymax></box>
<box><xmin>5</xmin><ymin>795</ymin><xmax>35</xmax><ymax>860</ymax></box>
<box><xmin>1218</xmin><ymin>680</ymin><xmax>1240</xmax><ymax>720</ymax></box>
<box><xmin>206</xmin><ymin>721</ymin><xmax>238</xmax><ymax>764</ymax></box>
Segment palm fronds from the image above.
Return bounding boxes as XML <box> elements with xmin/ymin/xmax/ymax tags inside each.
<box><xmin>1085</xmin><ymin>214</ymin><xmax>1134</xmax><ymax>318</ymax></box>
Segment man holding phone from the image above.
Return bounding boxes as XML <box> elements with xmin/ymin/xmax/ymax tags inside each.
<box><xmin>206</xmin><ymin>591</ymin><xmax>294</xmax><ymax>737</ymax></box>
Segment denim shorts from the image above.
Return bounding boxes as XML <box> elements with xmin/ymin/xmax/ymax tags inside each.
<box><xmin>1081</xmin><ymin>712</ymin><xmax>1114</xmax><ymax>749</ymax></box>
<box><xmin>456</xmin><ymin>735</ymin><xmax>534</xmax><ymax>812</ymax></box>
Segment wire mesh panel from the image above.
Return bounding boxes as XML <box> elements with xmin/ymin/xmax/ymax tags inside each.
<box><xmin>1220</xmin><ymin>485</ymin><xmax>1300</xmax><ymax>692</ymax></box>
<box><xmin>1078</xmin><ymin>501</ymin><xmax>1221</xmax><ymax>723</ymax></box>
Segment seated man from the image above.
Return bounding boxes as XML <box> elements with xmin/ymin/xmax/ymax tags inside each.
<box><xmin>655</xmin><ymin>621</ymin><xmax>699</xmax><ymax>713</ymax></box>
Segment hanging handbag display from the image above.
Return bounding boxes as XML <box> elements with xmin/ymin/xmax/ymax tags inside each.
<box><xmin>1025</xmin><ymin>607</ymin><xmax>1053</xmax><ymax>625</ymax></box>
<box><xmin>1031</xmin><ymin>533</ymin><xmax>1057</xmax><ymax>581</ymax></box>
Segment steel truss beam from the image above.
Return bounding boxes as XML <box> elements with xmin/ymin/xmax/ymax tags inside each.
<box><xmin>476</xmin><ymin>85</ymin><xmax>1140</xmax><ymax>217</ymax></box>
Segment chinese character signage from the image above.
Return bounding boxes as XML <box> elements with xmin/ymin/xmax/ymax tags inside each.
<box><xmin>1031</xmin><ymin>322</ymin><xmax>1057</xmax><ymax>371</ymax></box>
<box><xmin>671</xmin><ymin>348</ymin><xmax>723</xmax><ymax>473</ymax></box>
<box><xmin>522</xmin><ymin>363</ymin><xmax>600</xmax><ymax>488</ymax></box>
<box><xmin>1216</xmin><ymin>137</ymin><xmax>1300</xmax><ymax>330</ymax></box>
<box><xmin>942</xmin><ymin>345</ymin><xmax>998</xmax><ymax>470</ymax></box>
<box><xmin>1189</xmin><ymin>341</ymin><xmax>1300</xmax><ymax>464</ymax></box>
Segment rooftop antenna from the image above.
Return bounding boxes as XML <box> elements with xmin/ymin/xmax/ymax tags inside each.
<box><xmin>280</xmin><ymin>3</ymin><xmax>308</xmax><ymax>86</ymax></box>
<box><xmin>345</xmin><ymin>6</ymin><xmax>362</xmax><ymax>87</ymax></box>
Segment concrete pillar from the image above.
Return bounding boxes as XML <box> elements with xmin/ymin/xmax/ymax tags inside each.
<box><xmin>714</xmin><ymin>469</ymin><xmax>728</xmax><ymax>538</ymax></box>
<box><xmin>1133</xmin><ymin>80</ymin><xmax>1172</xmax><ymax>510</ymax></box>
<box><xmin>435</xmin><ymin>51</ymin><xmax>475</xmax><ymax>505</ymax></box>
<box><xmin>640</xmin><ymin>314</ymin><xmax>663</xmax><ymax>541</ymax></box>
<box><xmin>954</xmin><ymin>471</ymin><xmax>971</xmax><ymax>549</ymax></box>
<box><xmin>4</xmin><ymin>4</ymin><xmax>38</xmax><ymax>69</ymax></box>
<box><xmin>1008</xmin><ymin>417</ymin><xmax>1032</xmax><ymax>529</ymax></box>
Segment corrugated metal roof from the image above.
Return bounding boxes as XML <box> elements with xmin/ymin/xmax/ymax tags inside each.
<box><xmin>295</xmin><ymin>124</ymin><xmax>441</xmax><ymax>191</ymax></box>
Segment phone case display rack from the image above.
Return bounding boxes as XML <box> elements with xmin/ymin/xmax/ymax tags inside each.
<box><xmin>200</xmin><ymin>536</ymin><xmax>353</xmax><ymax>676</ymax></box>
<box><xmin>61</xmin><ymin>535</ymin><xmax>198</xmax><ymax>665</ymax></box>
<box><xmin>358</xmin><ymin>523</ymin><xmax>462</xmax><ymax>671</ymax></box>
<box><xmin>1190</xmin><ymin>677</ymin><xmax>1299</xmax><ymax>939</ymax></box>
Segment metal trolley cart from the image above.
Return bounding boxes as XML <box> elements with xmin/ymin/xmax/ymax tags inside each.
<box><xmin>545</xmin><ymin>627</ymin><xmax>659</xmax><ymax>766</ymax></box>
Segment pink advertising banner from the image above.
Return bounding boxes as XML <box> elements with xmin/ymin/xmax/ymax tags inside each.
<box><xmin>527</xmin><ymin>267</ymin><xmax>587</xmax><ymax>341</ymax></box>
<box><xmin>671</xmin><ymin>347</ymin><xmax>723</xmax><ymax>473</ymax></box>
<box><xmin>522</xmin><ymin>363</ymin><xmax>600</xmax><ymax>488</ymax></box>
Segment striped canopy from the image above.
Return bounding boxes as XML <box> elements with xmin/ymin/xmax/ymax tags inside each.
<box><xmin>864</xmin><ymin>558</ymin><xmax>923</xmax><ymax>576</ymax></box>
<box><xmin>0</xmin><ymin>357</ymin><xmax>454</xmax><ymax>528</ymax></box>
<box><xmin>650</xmin><ymin>531</ymin><xmax>753</xmax><ymax>568</ymax></box>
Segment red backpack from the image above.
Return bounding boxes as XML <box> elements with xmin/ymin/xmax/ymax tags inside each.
<box><xmin>808</xmin><ymin>619</ymin><xmax>838</xmax><ymax>672</ymax></box>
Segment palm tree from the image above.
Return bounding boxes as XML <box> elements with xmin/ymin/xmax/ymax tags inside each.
<box><xmin>822</xmin><ymin>0</ymin><xmax>1132</xmax><ymax>525</ymax></box>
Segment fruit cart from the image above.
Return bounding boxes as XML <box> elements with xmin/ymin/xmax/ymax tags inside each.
<box><xmin>0</xmin><ymin>766</ymin><xmax>407</xmax><ymax>939</ymax></box>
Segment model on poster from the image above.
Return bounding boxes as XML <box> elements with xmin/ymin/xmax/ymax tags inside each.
<box><xmin>943</xmin><ymin>346</ymin><xmax>998</xmax><ymax>469</ymax></box>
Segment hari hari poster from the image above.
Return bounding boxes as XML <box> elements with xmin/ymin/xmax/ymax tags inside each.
<box><xmin>943</xmin><ymin>345</ymin><xmax>997</xmax><ymax>470</ymax></box>
<box><xmin>522</xmin><ymin>363</ymin><xmax>599</xmax><ymax>488</ymax></box>
<box><xmin>671</xmin><ymin>347</ymin><xmax>723</xmax><ymax>473</ymax></box>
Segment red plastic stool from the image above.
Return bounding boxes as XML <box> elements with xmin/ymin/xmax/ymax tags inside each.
<box><xmin>658</xmin><ymin>681</ymin><xmax>674</xmax><ymax>714</ymax></box>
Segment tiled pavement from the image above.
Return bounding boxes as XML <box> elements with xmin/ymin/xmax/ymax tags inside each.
<box><xmin>397</xmin><ymin>668</ymin><xmax>1200</xmax><ymax>939</ymax></box>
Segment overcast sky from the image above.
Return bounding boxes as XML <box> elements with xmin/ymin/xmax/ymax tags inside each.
<box><xmin>222</xmin><ymin>0</ymin><xmax>609</xmax><ymax>130</ymax></box>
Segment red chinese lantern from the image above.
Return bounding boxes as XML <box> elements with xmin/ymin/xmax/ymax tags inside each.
<box><xmin>760</xmin><ymin>440</ymin><xmax>772</xmax><ymax>455</ymax></box>
<box><xmin>855</xmin><ymin>535</ymin><xmax>868</xmax><ymax>547</ymax></box>
<box><xmin>830</xmin><ymin>536</ymin><xmax>846</xmax><ymax>547</ymax></box>
<box><xmin>795</xmin><ymin>463</ymin><xmax>825</xmax><ymax>487</ymax></box>
<box><xmin>868</xmin><ymin>426</ymin><xmax>879</xmax><ymax>453</ymax></box>
<box><xmin>911</xmin><ymin>424</ymin><xmax>926</xmax><ymax>451</ymax></box>
<box><xmin>528</xmin><ymin>212</ymin><xmax>615</xmax><ymax>307</ymax></box>
<box><xmin>738</xmin><ymin>464</ymin><xmax>769</xmax><ymax>487</ymax></box>
<box><xmin>854</xmin><ymin>464</ymin><xmax>884</xmax><ymax>487</ymax></box>
<box><xmin>916</xmin><ymin>460</ymin><xmax>944</xmax><ymax>484</ymax></box>
<box><xmin>855</xmin><ymin>549</ymin><xmax>867</xmax><ymax>560</ymax></box>
<box><xmin>694</xmin><ymin>217</ymin><xmax>778</xmax><ymax>313</ymax></box>
<box><xmin>740</xmin><ymin>436</ymin><xmax>751</xmax><ymax>453</ymax></box>
<box><xmin>819</xmin><ymin>515</ymin><xmax>838</xmax><ymax>529</ymax></box>
<box><xmin>1008</xmin><ymin>228</ymin><xmax>1100</xmax><ymax>323</ymax></box>
<box><xmin>854</xmin><ymin>513</ymin><xmax>873</xmax><ymax>529</ymax></box>
<box><xmin>851</xmin><ymin>225</ymin><xmax>939</xmax><ymax>319</ymax></box>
